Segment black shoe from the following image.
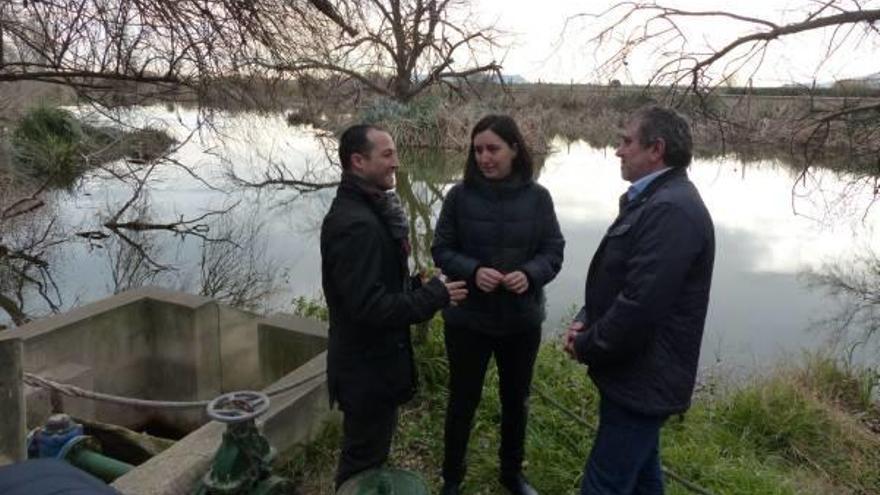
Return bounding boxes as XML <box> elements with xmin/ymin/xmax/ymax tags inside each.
<box><xmin>439</xmin><ymin>481</ymin><xmax>461</xmax><ymax>495</ymax></box>
<box><xmin>499</xmin><ymin>473</ymin><xmax>538</xmax><ymax>495</ymax></box>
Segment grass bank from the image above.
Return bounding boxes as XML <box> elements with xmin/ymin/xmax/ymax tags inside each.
<box><xmin>3</xmin><ymin>106</ymin><xmax>175</xmax><ymax>188</ymax></box>
<box><xmin>281</xmin><ymin>316</ymin><xmax>880</xmax><ymax>494</ymax></box>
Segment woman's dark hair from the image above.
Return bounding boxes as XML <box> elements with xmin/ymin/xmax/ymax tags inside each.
<box><xmin>464</xmin><ymin>114</ymin><xmax>533</xmax><ymax>183</ymax></box>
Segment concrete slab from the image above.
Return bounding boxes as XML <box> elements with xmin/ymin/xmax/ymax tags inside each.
<box><xmin>0</xmin><ymin>338</ymin><xmax>25</xmax><ymax>466</ymax></box>
<box><xmin>1</xmin><ymin>287</ymin><xmax>331</xmax><ymax>493</ymax></box>
<box><xmin>112</xmin><ymin>353</ymin><xmax>331</xmax><ymax>495</ymax></box>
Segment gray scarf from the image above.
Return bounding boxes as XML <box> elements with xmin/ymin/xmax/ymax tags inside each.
<box><xmin>340</xmin><ymin>172</ymin><xmax>411</xmax><ymax>255</ymax></box>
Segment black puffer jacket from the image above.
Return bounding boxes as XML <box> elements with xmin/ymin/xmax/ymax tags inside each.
<box><xmin>321</xmin><ymin>181</ymin><xmax>449</xmax><ymax>414</ymax></box>
<box><xmin>573</xmin><ymin>167</ymin><xmax>715</xmax><ymax>416</ymax></box>
<box><xmin>432</xmin><ymin>176</ymin><xmax>565</xmax><ymax>335</ymax></box>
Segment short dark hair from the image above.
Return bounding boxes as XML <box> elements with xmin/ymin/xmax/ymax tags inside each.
<box><xmin>631</xmin><ymin>105</ymin><xmax>693</xmax><ymax>168</ymax></box>
<box><xmin>465</xmin><ymin>114</ymin><xmax>534</xmax><ymax>183</ymax></box>
<box><xmin>338</xmin><ymin>124</ymin><xmax>384</xmax><ymax>170</ymax></box>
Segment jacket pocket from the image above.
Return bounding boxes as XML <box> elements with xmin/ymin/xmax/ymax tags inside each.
<box><xmin>335</xmin><ymin>348</ymin><xmax>414</xmax><ymax>414</ymax></box>
<box><xmin>600</xmin><ymin>223</ymin><xmax>632</xmax><ymax>274</ymax></box>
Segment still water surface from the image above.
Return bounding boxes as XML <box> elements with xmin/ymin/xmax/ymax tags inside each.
<box><xmin>48</xmin><ymin>106</ymin><xmax>879</xmax><ymax>369</ymax></box>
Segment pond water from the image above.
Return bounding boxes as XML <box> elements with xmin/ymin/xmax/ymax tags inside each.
<box><xmin>31</xmin><ymin>106</ymin><xmax>880</xmax><ymax>370</ymax></box>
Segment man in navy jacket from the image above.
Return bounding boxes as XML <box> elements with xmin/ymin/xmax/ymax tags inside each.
<box><xmin>565</xmin><ymin>106</ymin><xmax>715</xmax><ymax>494</ymax></box>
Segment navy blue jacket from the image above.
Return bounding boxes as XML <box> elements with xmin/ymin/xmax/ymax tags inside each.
<box><xmin>432</xmin><ymin>176</ymin><xmax>565</xmax><ymax>335</ymax></box>
<box><xmin>321</xmin><ymin>182</ymin><xmax>449</xmax><ymax>414</ymax></box>
<box><xmin>574</xmin><ymin>167</ymin><xmax>715</xmax><ymax>416</ymax></box>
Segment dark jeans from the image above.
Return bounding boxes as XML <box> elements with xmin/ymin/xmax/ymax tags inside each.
<box><xmin>580</xmin><ymin>395</ymin><xmax>667</xmax><ymax>495</ymax></box>
<box><xmin>442</xmin><ymin>324</ymin><xmax>541</xmax><ymax>484</ymax></box>
<box><xmin>335</xmin><ymin>404</ymin><xmax>398</xmax><ymax>489</ymax></box>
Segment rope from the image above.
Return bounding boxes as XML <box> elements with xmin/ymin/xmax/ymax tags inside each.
<box><xmin>533</xmin><ymin>386</ymin><xmax>717</xmax><ymax>495</ymax></box>
<box><xmin>22</xmin><ymin>369</ymin><xmax>327</xmax><ymax>410</ymax></box>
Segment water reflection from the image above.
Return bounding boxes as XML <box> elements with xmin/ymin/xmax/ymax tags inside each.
<box><xmin>9</xmin><ymin>106</ymin><xmax>878</xmax><ymax>369</ymax></box>
<box><xmin>804</xmin><ymin>245</ymin><xmax>880</xmax><ymax>364</ymax></box>
<box><xmin>397</xmin><ymin>148</ymin><xmax>463</xmax><ymax>272</ymax></box>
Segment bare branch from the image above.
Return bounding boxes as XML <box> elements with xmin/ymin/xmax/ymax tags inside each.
<box><xmin>578</xmin><ymin>2</ymin><xmax>880</xmax><ymax>90</ymax></box>
<box><xmin>690</xmin><ymin>8</ymin><xmax>880</xmax><ymax>89</ymax></box>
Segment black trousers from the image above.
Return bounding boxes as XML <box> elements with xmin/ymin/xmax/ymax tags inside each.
<box><xmin>335</xmin><ymin>403</ymin><xmax>398</xmax><ymax>489</ymax></box>
<box><xmin>442</xmin><ymin>324</ymin><xmax>541</xmax><ymax>484</ymax></box>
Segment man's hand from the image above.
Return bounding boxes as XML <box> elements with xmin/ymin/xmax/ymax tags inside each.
<box><xmin>502</xmin><ymin>270</ymin><xmax>529</xmax><ymax>294</ymax></box>
<box><xmin>563</xmin><ymin>320</ymin><xmax>586</xmax><ymax>359</ymax></box>
<box><xmin>475</xmin><ymin>267</ymin><xmax>504</xmax><ymax>293</ymax></box>
<box><xmin>444</xmin><ymin>280</ymin><xmax>468</xmax><ymax>306</ymax></box>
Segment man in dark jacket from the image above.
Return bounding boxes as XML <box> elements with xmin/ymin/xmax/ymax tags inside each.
<box><xmin>564</xmin><ymin>106</ymin><xmax>715</xmax><ymax>494</ymax></box>
<box><xmin>321</xmin><ymin>124</ymin><xmax>467</xmax><ymax>489</ymax></box>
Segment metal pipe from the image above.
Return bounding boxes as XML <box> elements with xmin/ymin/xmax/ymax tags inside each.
<box><xmin>65</xmin><ymin>444</ymin><xmax>134</xmax><ymax>482</ymax></box>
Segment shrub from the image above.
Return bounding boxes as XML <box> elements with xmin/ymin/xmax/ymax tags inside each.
<box><xmin>7</xmin><ymin>106</ymin><xmax>176</xmax><ymax>188</ymax></box>
<box><xmin>11</xmin><ymin>106</ymin><xmax>84</xmax><ymax>185</ymax></box>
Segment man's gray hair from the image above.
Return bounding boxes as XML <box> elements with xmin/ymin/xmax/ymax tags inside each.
<box><xmin>631</xmin><ymin>106</ymin><xmax>693</xmax><ymax>168</ymax></box>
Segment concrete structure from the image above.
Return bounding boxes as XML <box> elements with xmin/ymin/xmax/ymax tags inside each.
<box><xmin>0</xmin><ymin>338</ymin><xmax>25</xmax><ymax>464</ymax></box>
<box><xmin>0</xmin><ymin>287</ymin><xmax>332</xmax><ymax>494</ymax></box>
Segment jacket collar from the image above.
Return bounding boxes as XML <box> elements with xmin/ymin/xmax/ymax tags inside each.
<box><xmin>337</xmin><ymin>171</ymin><xmax>383</xmax><ymax>203</ymax></box>
<box><xmin>468</xmin><ymin>172</ymin><xmax>531</xmax><ymax>196</ymax></box>
<box><xmin>620</xmin><ymin>166</ymin><xmax>687</xmax><ymax>212</ymax></box>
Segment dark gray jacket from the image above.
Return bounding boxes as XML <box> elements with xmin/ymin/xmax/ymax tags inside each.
<box><xmin>321</xmin><ymin>182</ymin><xmax>449</xmax><ymax>414</ymax></box>
<box><xmin>432</xmin><ymin>176</ymin><xmax>565</xmax><ymax>335</ymax></box>
<box><xmin>574</xmin><ymin>167</ymin><xmax>715</xmax><ymax>416</ymax></box>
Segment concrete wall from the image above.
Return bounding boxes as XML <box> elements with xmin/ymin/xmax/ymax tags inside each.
<box><xmin>110</xmin><ymin>312</ymin><xmax>332</xmax><ymax>495</ymax></box>
<box><xmin>6</xmin><ymin>291</ymin><xmax>154</xmax><ymax>431</ymax></box>
<box><xmin>111</xmin><ymin>352</ymin><xmax>332</xmax><ymax>495</ymax></box>
<box><xmin>0</xmin><ymin>287</ymin><xmax>331</xmax><ymax>480</ymax></box>
<box><xmin>0</xmin><ymin>338</ymin><xmax>25</xmax><ymax>465</ymax></box>
<box><xmin>258</xmin><ymin>313</ymin><xmax>329</xmax><ymax>385</ymax></box>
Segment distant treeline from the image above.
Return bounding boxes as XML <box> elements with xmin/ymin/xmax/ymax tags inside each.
<box><xmin>508</xmin><ymin>82</ymin><xmax>880</xmax><ymax>99</ymax></box>
<box><xmin>718</xmin><ymin>85</ymin><xmax>880</xmax><ymax>98</ymax></box>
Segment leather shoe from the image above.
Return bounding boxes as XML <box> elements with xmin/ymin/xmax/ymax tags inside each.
<box><xmin>499</xmin><ymin>473</ymin><xmax>538</xmax><ymax>495</ymax></box>
<box><xmin>439</xmin><ymin>481</ymin><xmax>461</xmax><ymax>495</ymax></box>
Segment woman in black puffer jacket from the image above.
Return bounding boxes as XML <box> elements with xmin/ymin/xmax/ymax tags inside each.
<box><xmin>432</xmin><ymin>115</ymin><xmax>565</xmax><ymax>495</ymax></box>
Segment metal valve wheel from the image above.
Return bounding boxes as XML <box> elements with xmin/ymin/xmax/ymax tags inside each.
<box><xmin>206</xmin><ymin>391</ymin><xmax>270</xmax><ymax>423</ymax></box>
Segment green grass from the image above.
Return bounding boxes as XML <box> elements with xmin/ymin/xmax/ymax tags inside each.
<box><xmin>11</xmin><ymin>106</ymin><xmax>85</xmax><ymax>185</ymax></box>
<box><xmin>6</xmin><ymin>105</ymin><xmax>175</xmax><ymax>188</ymax></box>
<box><xmin>281</xmin><ymin>316</ymin><xmax>880</xmax><ymax>494</ymax></box>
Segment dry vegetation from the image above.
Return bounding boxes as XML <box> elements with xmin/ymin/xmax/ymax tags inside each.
<box><xmin>324</xmin><ymin>82</ymin><xmax>880</xmax><ymax>175</ymax></box>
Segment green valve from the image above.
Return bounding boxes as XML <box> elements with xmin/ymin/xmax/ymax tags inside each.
<box><xmin>195</xmin><ymin>391</ymin><xmax>292</xmax><ymax>495</ymax></box>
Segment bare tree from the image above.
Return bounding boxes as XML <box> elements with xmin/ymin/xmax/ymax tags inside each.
<box><xmin>261</xmin><ymin>0</ymin><xmax>503</xmax><ymax>102</ymax></box>
<box><xmin>575</xmin><ymin>1</ymin><xmax>880</xmax><ymax>90</ymax></box>
<box><xmin>2</xmin><ymin>0</ymin><xmax>500</xmax><ymax>106</ymax></box>
<box><xmin>77</xmin><ymin>160</ymin><xmax>240</xmax><ymax>269</ymax></box>
<box><xmin>0</xmin><ymin>0</ymin><xmax>505</xmax><ymax>324</ymax></box>
<box><xmin>196</xmin><ymin>211</ymin><xmax>283</xmax><ymax>312</ymax></box>
<box><xmin>226</xmin><ymin>152</ymin><xmax>340</xmax><ymax>202</ymax></box>
<box><xmin>103</xmin><ymin>232</ymin><xmax>168</xmax><ymax>294</ymax></box>
<box><xmin>0</xmin><ymin>131</ymin><xmax>244</xmax><ymax>326</ymax></box>
<box><xmin>0</xmin><ymin>178</ymin><xmax>64</xmax><ymax>325</ymax></box>
<box><xmin>0</xmin><ymin>0</ymin><xmax>355</xmax><ymax>90</ymax></box>
<box><xmin>574</xmin><ymin>1</ymin><xmax>880</xmax><ymax>161</ymax></box>
<box><xmin>805</xmin><ymin>247</ymin><xmax>880</xmax><ymax>361</ymax></box>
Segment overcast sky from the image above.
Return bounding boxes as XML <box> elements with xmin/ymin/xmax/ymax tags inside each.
<box><xmin>474</xmin><ymin>0</ymin><xmax>880</xmax><ymax>85</ymax></box>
